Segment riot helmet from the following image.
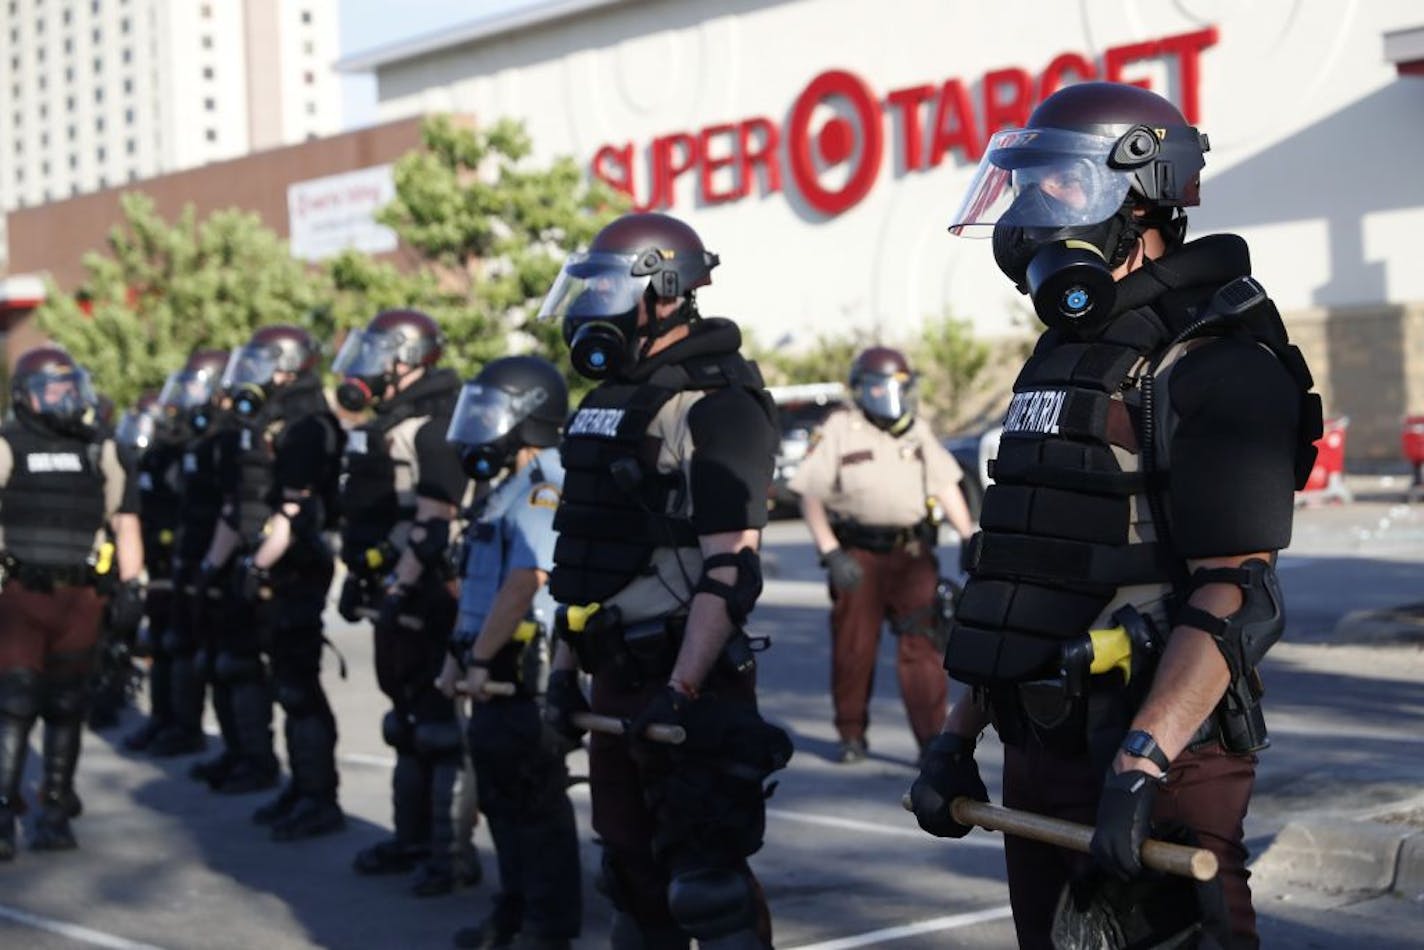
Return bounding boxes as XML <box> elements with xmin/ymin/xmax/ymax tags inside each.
<box><xmin>850</xmin><ymin>346</ymin><xmax>918</xmax><ymax>434</ymax></box>
<box><xmin>538</xmin><ymin>212</ymin><xmax>719</xmax><ymax>380</ymax></box>
<box><xmin>446</xmin><ymin>355</ymin><xmax>568</xmax><ymax>481</ymax></box>
<box><xmin>222</xmin><ymin>325</ymin><xmax>319</xmax><ymax>419</ymax></box>
<box><xmin>10</xmin><ymin>346</ymin><xmax>99</xmax><ymax>437</ymax></box>
<box><xmin>115</xmin><ymin>391</ymin><xmax>162</xmax><ymax>450</ymax></box>
<box><xmin>948</xmin><ymin>82</ymin><xmax>1210</xmax><ymax>333</ymax></box>
<box><xmin>333</xmin><ymin>309</ymin><xmax>444</xmax><ymax>412</ymax></box>
<box><xmin>159</xmin><ymin>347</ymin><xmax>228</xmax><ymax>435</ymax></box>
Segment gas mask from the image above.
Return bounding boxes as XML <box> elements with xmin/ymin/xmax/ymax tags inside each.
<box><xmin>540</xmin><ymin>251</ymin><xmax>666</xmax><ymax>381</ymax></box>
<box><xmin>460</xmin><ymin>434</ymin><xmax>519</xmax><ymax>481</ymax></box>
<box><xmin>991</xmin><ymin>188</ymin><xmax>1139</xmax><ymax>334</ymax></box>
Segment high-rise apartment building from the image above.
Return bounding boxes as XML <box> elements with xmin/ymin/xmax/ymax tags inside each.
<box><xmin>0</xmin><ymin>0</ymin><xmax>340</xmax><ymax>269</ymax></box>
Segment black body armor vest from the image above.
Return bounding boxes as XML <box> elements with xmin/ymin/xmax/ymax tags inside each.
<box><xmin>339</xmin><ymin>369</ymin><xmax>459</xmax><ymax>567</ymax></box>
<box><xmin>177</xmin><ymin>420</ymin><xmax>230</xmax><ymax>560</ymax></box>
<box><xmin>231</xmin><ymin>419</ymin><xmax>276</xmax><ymax>544</ymax></box>
<box><xmin>550</xmin><ymin>344</ymin><xmax>767</xmax><ymax>607</ymax></box>
<box><xmin>138</xmin><ymin>438</ymin><xmax>183</xmax><ymax>573</ymax></box>
<box><xmin>945</xmin><ymin>239</ymin><xmax>1320</xmax><ymax>688</ymax></box>
<box><xmin>1</xmin><ymin>417</ymin><xmax>108</xmax><ymax>570</ymax></box>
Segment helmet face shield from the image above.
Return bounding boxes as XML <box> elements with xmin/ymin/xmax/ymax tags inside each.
<box><xmin>115</xmin><ymin>409</ymin><xmax>157</xmax><ymax>450</ymax></box>
<box><xmin>221</xmin><ymin>344</ymin><xmax>281</xmax><ymax>392</ymax></box>
<box><xmin>158</xmin><ymin>368</ymin><xmax>220</xmax><ymax>413</ymax></box>
<box><xmin>332</xmin><ymin>329</ymin><xmax>403</xmax><ymax>379</ymax></box>
<box><xmin>446</xmin><ymin>382</ymin><xmax>547</xmax><ymax>449</ymax></box>
<box><xmin>949</xmin><ymin>129</ymin><xmax>1134</xmax><ymax>236</ymax></box>
<box><xmin>537</xmin><ymin>252</ymin><xmax>648</xmax><ymax>330</ymax></box>
<box><xmin>20</xmin><ymin>364</ymin><xmax>98</xmax><ymax>425</ymax></box>
<box><xmin>854</xmin><ymin>371</ymin><xmax>916</xmax><ymax>425</ymax></box>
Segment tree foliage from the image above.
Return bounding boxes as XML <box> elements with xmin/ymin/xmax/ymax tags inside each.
<box><xmin>36</xmin><ymin>193</ymin><xmax>329</xmax><ymax>407</ymax></box>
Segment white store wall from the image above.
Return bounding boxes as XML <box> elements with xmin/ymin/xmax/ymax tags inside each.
<box><xmin>356</xmin><ymin>0</ymin><xmax>1424</xmax><ymax>346</ymax></box>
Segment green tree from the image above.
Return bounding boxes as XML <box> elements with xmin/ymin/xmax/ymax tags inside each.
<box><xmin>748</xmin><ymin>330</ymin><xmax>868</xmax><ymax>389</ymax></box>
<box><xmin>35</xmin><ymin>192</ymin><xmax>330</xmax><ymax>408</ymax></box>
<box><xmin>912</xmin><ymin>312</ymin><xmax>991</xmax><ymax>425</ymax></box>
<box><xmin>375</xmin><ymin>114</ymin><xmax>627</xmax><ymax>389</ymax></box>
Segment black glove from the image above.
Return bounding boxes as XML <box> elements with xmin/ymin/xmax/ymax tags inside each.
<box><xmin>628</xmin><ymin>684</ymin><xmax>690</xmax><ymax>750</ymax></box>
<box><xmin>821</xmin><ymin>548</ymin><xmax>864</xmax><ymax>593</ymax></box>
<box><xmin>233</xmin><ymin>556</ymin><xmax>269</xmax><ymax>603</ymax></box>
<box><xmin>909</xmin><ymin>732</ymin><xmax>989</xmax><ymax>838</ymax></box>
<box><xmin>107</xmin><ymin>579</ymin><xmax>146</xmax><ymax>640</ymax></box>
<box><xmin>542</xmin><ymin>669</ymin><xmax>590</xmax><ymax>748</ymax></box>
<box><xmin>1090</xmin><ymin>769</ymin><xmax>1161</xmax><ymax>880</ymax></box>
<box><xmin>337</xmin><ymin>575</ymin><xmax>366</xmax><ymax>623</ymax></box>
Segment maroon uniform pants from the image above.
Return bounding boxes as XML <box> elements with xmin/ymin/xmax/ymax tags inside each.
<box><xmin>0</xmin><ymin>583</ymin><xmax>105</xmax><ymax>674</ymax></box>
<box><xmin>1002</xmin><ymin>740</ymin><xmax>1258</xmax><ymax>949</ymax></box>
<box><xmin>829</xmin><ymin>545</ymin><xmax>946</xmax><ymax>748</ymax></box>
<box><xmin>588</xmin><ymin>670</ymin><xmax>773</xmax><ymax>945</ymax></box>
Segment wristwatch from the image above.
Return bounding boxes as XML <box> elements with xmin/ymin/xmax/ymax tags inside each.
<box><xmin>1121</xmin><ymin>729</ymin><xmax>1171</xmax><ymax>772</ymax></box>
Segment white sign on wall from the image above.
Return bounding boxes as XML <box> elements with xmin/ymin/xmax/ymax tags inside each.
<box><xmin>287</xmin><ymin>164</ymin><xmax>399</xmax><ymax>261</ymax></box>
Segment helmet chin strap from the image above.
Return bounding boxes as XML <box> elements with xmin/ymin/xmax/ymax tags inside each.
<box><xmin>635</xmin><ymin>288</ymin><xmax>698</xmax><ymax>361</ymax></box>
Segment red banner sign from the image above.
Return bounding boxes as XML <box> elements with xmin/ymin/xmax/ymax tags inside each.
<box><xmin>591</xmin><ymin>27</ymin><xmax>1217</xmax><ymax>217</ymax></box>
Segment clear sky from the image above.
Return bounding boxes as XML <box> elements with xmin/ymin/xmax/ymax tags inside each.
<box><xmin>339</xmin><ymin>0</ymin><xmax>539</xmax><ymax>128</ymax></box>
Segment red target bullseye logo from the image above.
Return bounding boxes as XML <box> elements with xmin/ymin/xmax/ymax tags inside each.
<box><xmin>787</xmin><ymin>70</ymin><xmax>884</xmax><ymax>216</ymax></box>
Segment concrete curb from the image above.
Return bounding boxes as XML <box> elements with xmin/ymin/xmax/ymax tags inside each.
<box><xmin>1253</xmin><ymin>795</ymin><xmax>1424</xmax><ymax>898</ymax></box>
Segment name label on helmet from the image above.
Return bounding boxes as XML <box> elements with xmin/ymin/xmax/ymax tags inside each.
<box><xmin>346</xmin><ymin>430</ymin><xmax>369</xmax><ymax>455</ymax></box>
<box><xmin>567</xmin><ymin>408</ymin><xmax>626</xmax><ymax>439</ymax></box>
<box><xmin>1003</xmin><ymin>390</ymin><xmax>1066</xmax><ymax>436</ymax></box>
<box><xmin>25</xmin><ymin>452</ymin><xmax>84</xmax><ymax>473</ymax></box>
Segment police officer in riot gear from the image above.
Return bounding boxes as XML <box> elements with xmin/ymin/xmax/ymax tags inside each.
<box><xmin>910</xmin><ymin>82</ymin><xmax>1322</xmax><ymax>949</ymax></box>
<box><xmin>539</xmin><ymin>212</ymin><xmax>791</xmax><ymax>949</ymax></box>
<box><xmin>336</xmin><ymin>309</ymin><xmax>480</xmax><ymax>894</ymax></box>
<box><xmin>145</xmin><ymin>349</ymin><xmax>230</xmax><ymax>760</ymax></box>
<box><xmin>437</xmin><ymin>356</ymin><xmax>581</xmax><ymax>950</ymax></box>
<box><xmin>0</xmin><ymin>347</ymin><xmax>144</xmax><ymax>858</ymax></box>
<box><xmin>214</xmin><ymin>326</ymin><xmax>347</xmax><ymax>840</ymax></box>
<box><xmin>117</xmin><ymin>390</ymin><xmax>196</xmax><ymax>755</ymax></box>
<box><xmin>791</xmin><ymin>346</ymin><xmax>975</xmax><ymax>764</ymax></box>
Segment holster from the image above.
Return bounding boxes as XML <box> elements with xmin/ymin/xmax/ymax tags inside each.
<box><xmin>556</xmin><ymin>605</ymin><xmax>757</xmax><ymax>690</ymax></box>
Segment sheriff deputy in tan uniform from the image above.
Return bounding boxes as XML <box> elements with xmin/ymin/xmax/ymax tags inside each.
<box><xmin>790</xmin><ymin>346</ymin><xmax>975</xmax><ymax>764</ymax></box>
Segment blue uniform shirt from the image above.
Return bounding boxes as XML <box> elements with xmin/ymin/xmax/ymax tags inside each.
<box><xmin>454</xmin><ymin>447</ymin><xmax>564</xmax><ymax>642</ymax></box>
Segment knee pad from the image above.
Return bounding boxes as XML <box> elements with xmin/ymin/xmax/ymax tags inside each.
<box><xmin>41</xmin><ymin>675</ymin><xmax>90</xmax><ymax>723</ymax></box>
<box><xmin>382</xmin><ymin>710</ymin><xmax>414</xmax><ymax>752</ymax></box>
<box><xmin>214</xmin><ymin>652</ymin><xmax>263</xmax><ymax>684</ymax></box>
<box><xmin>275</xmin><ymin>680</ymin><xmax>324</xmax><ymax>718</ymax></box>
<box><xmin>413</xmin><ymin>719</ymin><xmax>463</xmax><ymax>757</ymax></box>
<box><xmin>0</xmin><ymin>670</ymin><xmax>42</xmax><ymax>720</ymax></box>
<box><xmin>667</xmin><ymin>867</ymin><xmax>756</xmax><ymax>940</ymax></box>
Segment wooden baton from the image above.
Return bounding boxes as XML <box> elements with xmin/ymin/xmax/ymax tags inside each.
<box><xmin>901</xmin><ymin>794</ymin><xmax>1218</xmax><ymax>882</ymax></box>
<box><xmin>571</xmin><ymin>711</ymin><xmax>686</xmax><ymax>745</ymax></box>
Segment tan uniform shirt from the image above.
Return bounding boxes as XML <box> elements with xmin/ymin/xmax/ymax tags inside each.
<box><xmin>603</xmin><ymin>390</ymin><xmax>707</xmax><ymax>624</ymax></box>
<box><xmin>0</xmin><ymin>434</ymin><xmax>129</xmax><ymax>552</ymax></box>
<box><xmin>789</xmin><ymin>408</ymin><xmax>962</xmax><ymax>528</ymax></box>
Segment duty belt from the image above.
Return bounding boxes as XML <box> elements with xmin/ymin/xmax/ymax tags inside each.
<box><xmin>557</xmin><ymin>602</ymin><xmax>758</xmax><ymax>689</ymax></box>
<box><xmin>1</xmin><ymin>550</ymin><xmax>112</xmax><ymax>591</ymax></box>
<box><xmin>833</xmin><ymin>520</ymin><xmax>933</xmax><ymax>554</ymax></box>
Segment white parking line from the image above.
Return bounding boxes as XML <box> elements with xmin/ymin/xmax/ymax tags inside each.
<box><xmin>783</xmin><ymin>904</ymin><xmax>1015</xmax><ymax>950</ymax></box>
<box><xmin>0</xmin><ymin>904</ymin><xmax>167</xmax><ymax>950</ymax></box>
<box><xmin>766</xmin><ymin>807</ymin><xmax>1000</xmax><ymax>847</ymax></box>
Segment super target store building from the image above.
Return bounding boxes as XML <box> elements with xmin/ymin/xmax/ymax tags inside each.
<box><xmin>159</xmin><ymin>3</ymin><xmax>1424</xmax><ymax>458</ymax></box>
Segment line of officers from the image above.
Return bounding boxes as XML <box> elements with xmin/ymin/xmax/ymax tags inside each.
<box><xmin>0</xmin><ymin>210</ymin><xmax>809</xmax><ymax>950</ymax></box>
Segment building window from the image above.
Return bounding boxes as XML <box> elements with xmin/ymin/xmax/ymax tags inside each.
<box><xmin>304</xmin><ymin>70</ymin><xmax>314</xmax><ymax>85</ymax></box>
<box><xmin>64</xmin><ymin>37</ymin><xmax>72</xmax><ymax>53</ymax></box>
<box><xmin>123</xmin><ymin>78</ymin><xmax>133</xmax><ymax>94</ymax></box>
<box><xmin>205</xmin><ymin>129</ymin><xmax>216</xmax><ymax>142</ymax></box>
<box><xmin>97</xmin><ymin>146</ymin><xmax>106</xmax><ymax>161</ymax></box>
<box><xmin>35</xmin><ymin>16</ymin><xmax>43</xmax><ymax>34</ymax></box>
<box><xmin>202</xmin><ymin>35</ymin><xmax>212</xmax><ymax>49</ymax></box>
<box><xmin>39</xmin><ymin>103</ymin><xmax>47</xmax><ymax>118</ymax></box>
<box><xmin>65</xmin><ymin>66</ymin><xmax>73</xmax><ymax>81</ymax></box>
<box><xmin>41</xmin><ymin>160</ymin><xmax>50</xmax><ymax>175</ymax></box>
<box><xmin>93</xmin><ymin>27</ymin><xmax>101</xmax><ymax>43</ymax></box>
<box><xmin>98</xmin><ymin>174</ymin><xmax>107</xmax><ymax>188</ymax></box>
<box><xmin>9</xmin><ymin>55</ymin><xmax>18</xmax><ymax>71</ymax></box>
<box><xmin>125</xmin><ymin>108</ymin><xmax>135</xmax><ymax>124</ymax></box>
<box><xmin>14</xmin><ymin>170</ymin><xmax>22</xmax><ymax>185</ymax></box>
<box><xmin>303</xmin><ymin>41</ymin><xmax>313</xmax><ymax>55</ymax></box>
<box><xmin>203</xmin><ymin>97</ymin><xmax>215</xmax><ymax>111</ymax></box>
<box><xmin>67</xmin><ymin>124</ymin><xmax>75</xmax><ymax>140</ymax></box>
<box><xmin>94</xmin><ymin>56</ymin><xmax>102</xmax><ymax>73</ymax></box>
<box><xmin>92</xmin><ymin>0</ymin><xmax>99</xmax><ymax>14</ymax></box>
<box><xmin>37</xmin><ymin>47</ymin><xmax>46</xmax><ymax>63</ymax></box>
<box><xmin>66</xmin><ymin>96</ymin><xmax>75</xmax><ymax>112</ymax></box>
<box><xmin>123</xmin><ymin>48</ymin><xmax>132</xmax><ymax>64</ymax></box>
<box><xmin>9</xmin><ymin>84</ymin><xmax>17</xmax><ymax>100</ymax></box>
<box><xmin>202</xmin><ymin>66</ymin><xmax>213</xmax><ymax>80</ymax></box>
<box><xmin>68</xmin><ymin>154</ymin><xmax>78</xmax><ymax>170</ymax></box>
<box><xmin>301</xmin><ymin>10</ymin><xmax>312</xmax><ymax>24</ymax></box>
<box><xmin>41</xmin><ymin>132</ymin><xmax>49</xmax><ymax>147</ymax></box>
<box><xmin>38</xmin><ymin>75</ymin><xmax>47</xmax><ymax>90</ymax></box>
<box><xmin>95</xmin><ymin>117</ymin><xmax>105</xmax><ymax>132</ymax></box>
<box><xmin>12</xmin><ymin>139</ymin><xmax>20</xmax><ymax>154</ymax></box>
<box><xmin>121</xmin><ymin>17</ymin><xmax>130</xmax><ymax>33</ymax></box>
<box><xmin>126</xmin><ymin>138</ymin><xmax>136</xmax><ymax>155</ymax></box>
<box><xmin>63</xmin><ymin>9</ymin><xmax>72</xmax><ymax>25</ymax></box>
<box><xmin>305</xmin><ymin>101</ymin><xmax>317</xmax><ymax>116</ymax></box>
<box><xmin>201</xmin><ymin>3</ymin><xmax>212</xmax><ymax>17</ymax></box>
<box><xmin>94</xmin><ymin>87</ymin><xmax>104</xmax><ymax>103</ymax></box>
<box><xmin>129</xmin><ymin>169</ymin><xmax>138</xmax><ymax>182</ymax></box>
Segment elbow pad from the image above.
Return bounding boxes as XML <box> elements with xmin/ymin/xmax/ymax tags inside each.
<box><xmin>409</xmin><ymin>518</ymin><xmax>453</xmax><ymax>569</ymax></box>
<box><xmin>1173</xmin><ymin>558</ymin><xmax>1285</xmax><ymax>677</ymax></box>
<box><xmin>694</xmin><ymin>547</ymin><xmax>764</xmax><ymax>626</ymax></box>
